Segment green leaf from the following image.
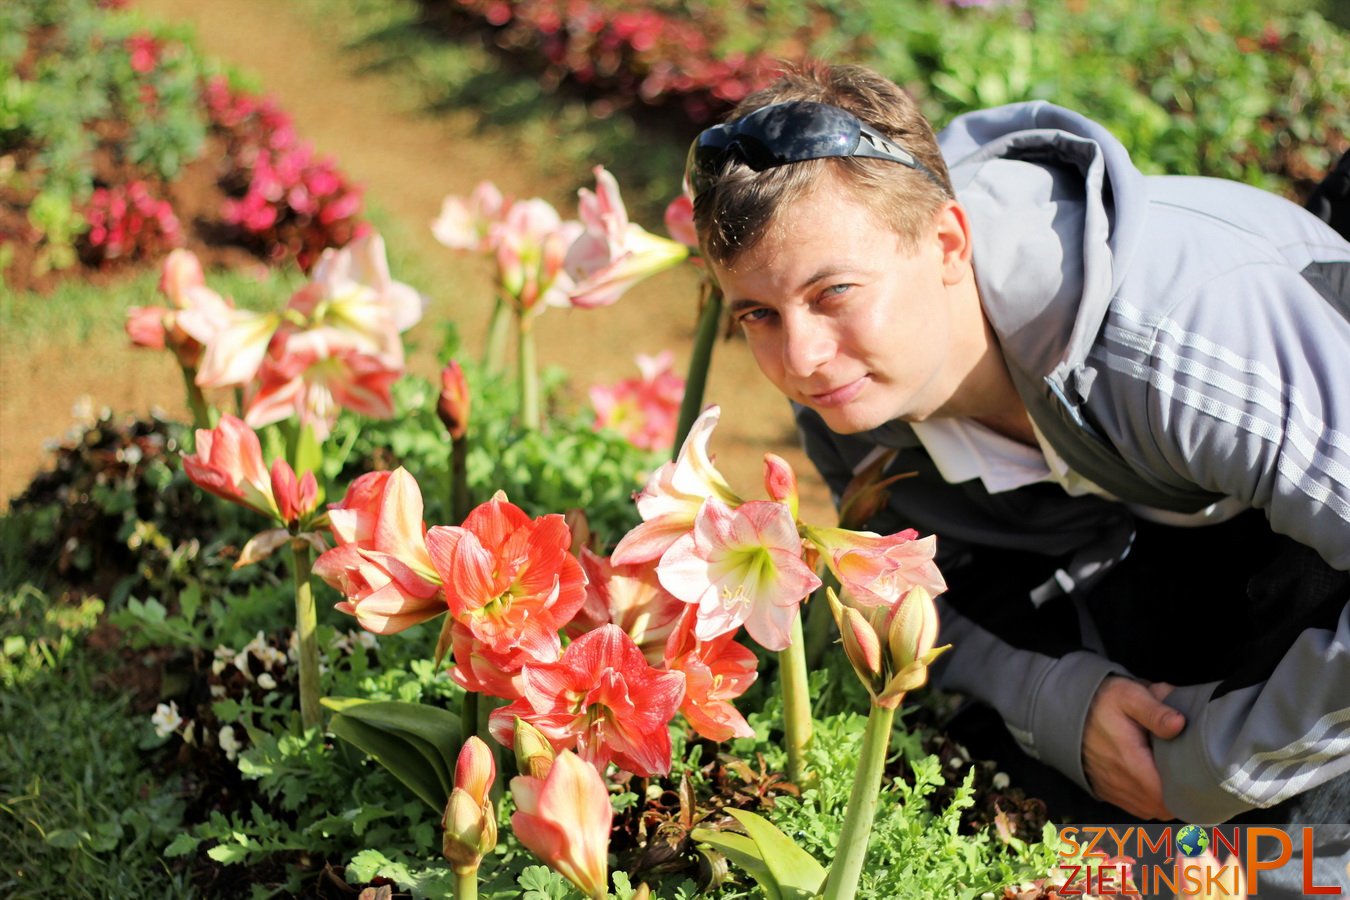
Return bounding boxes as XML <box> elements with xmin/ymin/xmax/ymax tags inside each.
<box><xmin>328</xmin><ymin>713</ymin><xmax>448</xmax><ymax>812</ymax></box>
<box><xmin>694</xmin><ymin>810</ymin><xmax>827</xmax><ymax>900</ymax></box>
<box><xmin>206</xmin><ymin>841</ymin><xmax>253</xmax><ymax>865</ymax></box>
<box><xmin>164</xmin><ymin>833</ymin><xmax>200</xmax><ymax>857</ymax></box>
<box><xmin>322</xmin><ymin>697</ymin><xmax>462</xmax><ymax>799</ymax></box>
<box><xmin>690</xmin><ymin>828</ymin><xmax>782</xmax><ymax>900</ymax></box>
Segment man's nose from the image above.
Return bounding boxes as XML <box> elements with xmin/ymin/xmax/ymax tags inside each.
<box><xmin>782</xmin><ymin>316</ymin><xmax>835</xmax><ymax>378</ymax></box>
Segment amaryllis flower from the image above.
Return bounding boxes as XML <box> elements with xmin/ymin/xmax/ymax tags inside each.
<box><xmin>492</xmin><ymin>198</ymin><xmax>583</xmax><ymax>313</ymax></box>
<box><xmin>588</xmin><ymin>351</ymin><xmax>685</xmax><ymax>452</ymax></box>
<box><xmin>569</xmin><ymin>548</ymin><xmax>685</xmax><ymax>663</ymax></box>
<box><xmin>664</xmin><ymin>192</ymin><xmax>698</xmax><ymax>249</ymax></box>
<box><xmin>313</xmin><ymin>468</ymin><xmax>444</xmax><ymax>634</ymax></box>
<box><xmin>826</xmin><ymin>585</ymin><xmax>949</xmax><ymax>709</ymax></box>
<box><xmin>510</xmin><ymin>749</ymin><xmax>612</xmax><ymax>900</ymax></box>
<box><xmin>563</xmin><ymin>166</ymin><xmax>690</xmax><ymax>308</ymax></box>
<box><xmin>657</xmin><ymin>497</ymin><xmax>821</xmax><ymax>651</ymax></box>
<box><xmin>244</xmin><ymin>329</ymin><xmax>401</xmax><ymax>440</ymax></box>
<box><xmin>425</xmin><ymin>492</ymin><xmax>587</xmax><ymax>658</ymax></box>
<box><xmin>806</xmin><ymin>526</ymin><xmax>946</xmax><ymax>607</ymax></box>
<box><xmin>126</xmin><ymin>249</ymin><xmax>237</xmax><ymax>373</ymax></box>
<box><xmin>490</xmin><ymin>624</ymin><xmax>685</xmax><ymax>777</ymax></box>
<box><xmin>663</xmin><ymin>607</ymin><xmax>757</xmax><ymax>742</ymax></box>
<box><xmin>191</xmin><ymin>305</ymin><xmax>281</xmax><ymax>389</ymax></box>
<box><xmin>442</xmin><ymin>736</ymin><xmax>497</xmax><ymax>873</ymax></box>
<box><xmin>611</xmin><ymin>404</ymin><xmax>741</xmax><ymax>566</ymax></box>
<box><xmin>182</xmin><ymin>414</ymin><xmax>280</xmax><ymax>518</ymax></box>
<box><xmin>449</xmin><ymin>620</ymin><xmax>559</xmax><ymax>700</ymax></box>
<box><xmin>432</xmin><ymin>181</ymin><xmax>509</xmax><ymax>253</ymax></box>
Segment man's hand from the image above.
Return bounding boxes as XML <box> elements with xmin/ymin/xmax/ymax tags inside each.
<box><xmin>1082</xmin><ymin>676</ymin><xmax>1185</xmax><ymax>820</ymax></box>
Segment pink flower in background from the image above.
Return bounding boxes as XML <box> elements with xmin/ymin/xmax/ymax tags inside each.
<box><xmin>663</xmin><ymin>192</ymin><xmax>698</xmax><ymax>249</ymax></box>
<box><xmin>125</xmin><ymin>33</ymin><xmax>160</xmax><ymax>73</ymax></box>
<box><xmin>490</xmin><ymin>624</ymin><xmax>685</xmax><ymax>777</ymax></box>
<box><xmin>181</xmin><ymin>415</ymin><xmax>279</xmax><ymax>519</ymax></box>
<box><xmin>190</xmin><ymin>304</ymin><xmax>280</xmax><ymax>390</ymax></box>
<box><xmin>313</xmin><ymin>468</ymin><xmax>445</xmax><ymax>634</ymax></box>
<box><xmin>808</xmin><ymin>527</ymin><xmax>946</xmax><ymax>607</ymax></box>
<box><xmin>663</xmin><ymin>607</ymin><xmax>757</xmax><ymax>741</ymax></box>
<box><xmin>438</xmin><ymin>360</ymin><xmax>471</xmax><ymax>441</ymax></box>
<box><xmin>563</xmin><ymin>166</ymin><xmax>690</xmax><ymax>308</ymax></box>
<box><xmin>569</xmin><ymin>548</ymin><xmax>685</xmax><ymax>663</ymax></box>
<box><xmin>493</xmin><ymin>198</ymin><xmax>583</xmax><ymax>313</ymax></box>
<box><xmin>657</xmin><ymin>497</ymin><xmax>820</xmax><ymax>651</ymax></box>
<box><xmin>244</xmin><ymin>329</ymin><xmax>400</xmax><ymax>439</ymax></box>
<box><xmin>611</xmin><ymin>405</ymin><xmax>741</xmax><ymax>566</ymax></box>
<box><xmin>425</xmin><ymin>493</ymin><xmax>588</xmax><ymax>658</ymax></box>
<box><xmin>588</xmin><ymin>350</ymin><xmax>684</xmax><ymax>451</ymax></box>
<box><xmin>510</xmin><ymin>749</ymin><xmax>612</xmax><ymax>899</ymax></box>
<box><xmin>432</xmin><ymin>181</ymin><xmax>509</xmax><ymax>252</ymax></box>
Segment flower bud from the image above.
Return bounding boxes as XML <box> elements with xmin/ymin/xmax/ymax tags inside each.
<box><xmin>455</xmin><ymin>735</ymin><xmax>496</xmax><ymax>806</ymax></box>
<box><xmin>762</xmin><ymin>453</ymin><xmax>799</xmax><ymax>520</ymax></box>
<box><xmin>438</xmin><ymin>360</ymin><xmax>471</xmax><ymax>441</ymax></box>
<box><xmin>442</xmin><ymin>736</ymin><xmax>498</xmax><ymax>873</ymax></box>
<box><xmin>513</xmin><ymin>717</ymin><xmax>556</xmax><ymax>779</ymax></box>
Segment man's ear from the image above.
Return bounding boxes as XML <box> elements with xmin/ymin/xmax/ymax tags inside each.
<box><xmin>933</xmin><ymin>200</ymin><xmax>973</xmax><ymax>286</ymax></box>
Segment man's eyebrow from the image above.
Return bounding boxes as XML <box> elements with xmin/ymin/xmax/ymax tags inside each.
<box><xmin>727</xmin><ymin>297</ymin><xmax>761</xmax><ymax>314</ymax></box>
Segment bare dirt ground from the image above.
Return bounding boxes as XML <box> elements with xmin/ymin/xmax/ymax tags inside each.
<box><xmin>2</xmin><ymin>0</ymin><xmax>832</xmax><ymax>521</ymax></box>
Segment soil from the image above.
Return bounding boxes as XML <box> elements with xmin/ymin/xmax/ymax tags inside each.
<box><xmin>2</xmin><ymin>0</ymin><xmax>833</xmax><ymax>523</ymax></box>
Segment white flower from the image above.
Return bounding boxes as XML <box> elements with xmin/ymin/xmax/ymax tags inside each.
<box><xmin>151</xmin><ymin>701</ymin><xmax>183</xmax><ymax>738</ymax></box>
<box><xmin>256</xmin><ymin>672</ymin><xmax>277</xmax><ymax>691</ymax></box>
<box><xmin>218</xmin><ymin>725</ymin><xmax>242</xmax><ymax>761</ymax></box>
<box><xmin>209</xmin><ymin>684</ymin><xmax>226</xmax><ymax>698</ymax></box>
<box><xmin>354</xmin><ymin>630</ymin><xmax>378</xmax><ymax>650</ymax></box>
<box><xmin>992</xmin><ymin>771</ymin><xmax>1011</xmax><ymax>790</ymax></box>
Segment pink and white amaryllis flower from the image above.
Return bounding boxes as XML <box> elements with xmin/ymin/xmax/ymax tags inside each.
<box><xmin>568</xmin><ymin>548</ymin><xmax>685</xmax><ymax>664</ymax></box>
<box><xmin>126</xmin><ymin>249</ymin><xmax>239</xmax><ymax>373</ymax></box>
<box><xmin>489</xmin><ymin>624</ymin><xmax>685</xmax><ymax>777</ymax></box>
<box><xmin>313</xmin><ymin>468</ymin><xmax>445</xmax><ymax>634</ymax></box>
<box><xmin>191</xmin><ymin>304</ymin><xmax>282</xmax><ymax>390</ymax></box>
<box><xmin>493</xmin><ymin>198</ymin><xmax>583</xmax><ymax>314</ymax></box>
<box><xmin>658</xmin><ymin>497</ymin><xmax>821</xmax><ymax>651</ymax></box>
<box><xmin>805</xmin><ymin>526</ymin><xmax>946</xmax><ymax>608</ymax></box>
<box><xmin>611</xmin><ymin>404</ymin><xmax>742</xmax><ymax>566</ymax></box>
<box><xmin>425</xmin><ymin>492</ymin><xmax>587</xmax><ymax>658</ymax></box>
<box><xmin>287</xmin><ymin>232</ymin><xmax>426</xmax><ymax>365</ymax></box>
<box><xmin>182</xmin><ymin>414</ymin><xmax>282</xmax><ymax>519</ymax></box>
<box><xmin>663</xmin><ymin>607</ymin><xmax>757</xmax><ymax>742</ymax></box>
<box><xmin>510</xmin><ymin>749</ymin><xmax>612</xmax><ymax>900</ymax></box>
<box><xmin>244</xmin><ymin>329</ymin><xmax>401</xmax><ymax>440</ymax></box>
<box><xmin>663</xmin><ymin>192</ymin><xmax>698</xmax><ymax>249</ymax></box>
<box><xmin>432</xmin><ymin>180</ymin><xmax>509</xmax><ymax>253</ymax></box>
<box><xmin>563</xmin><ymin>166</ymin><xmax>690</xmax><ymax>309</ymax></box>
<box><xmin>588</xmin><ymin>350</ymin><xmax>685</xmax><ymax>452</ymax></box>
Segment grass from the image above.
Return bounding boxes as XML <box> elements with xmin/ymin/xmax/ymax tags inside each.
<box><xmin>0</xmin><ymin>586</ymin><xmax>191</xmax><ymax>898</ymax></box>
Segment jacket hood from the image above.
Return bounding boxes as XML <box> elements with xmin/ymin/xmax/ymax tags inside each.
<box><xmin>938</xmin><ymin>101</ymin><xmax>1147</xmax><ymax>406</ymax></box>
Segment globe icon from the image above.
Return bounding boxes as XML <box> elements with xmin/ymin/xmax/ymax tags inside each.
<box><xmin>1176</xmin><ymin>824</ymin><xmax>1210</xmax><ymax>858</ymax></box>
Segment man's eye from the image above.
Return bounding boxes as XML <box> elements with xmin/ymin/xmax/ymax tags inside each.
<box><xmin>823</xmin><ymin>283</ymin><xmax>852</xmax><ymax>299</ymax></box>
<box><xmin>737</xmin><ymin>308</ymin><xmax>772</xmax><ymax>324</ymax></box>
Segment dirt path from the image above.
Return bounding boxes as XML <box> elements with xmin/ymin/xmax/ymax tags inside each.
<box><xmin>4</xmin><ymin>0</ymin><xmax>831</xmax><ymax>521</ymax></box>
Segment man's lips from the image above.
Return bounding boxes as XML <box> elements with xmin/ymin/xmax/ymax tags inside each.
<box><xmin>806</xmin><ymin>376</ymin><xmax>867</xmax><ymax>407</ymax></box>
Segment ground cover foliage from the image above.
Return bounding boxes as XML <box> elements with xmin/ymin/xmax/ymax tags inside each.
<box><xmin>3</xmin><ymin>0</ymin><xmax>1348</xmax><ymax>897</ymax></box>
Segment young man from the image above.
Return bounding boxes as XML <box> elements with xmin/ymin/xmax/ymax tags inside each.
<box><xmin>687</xmin><ymin>63</ymin><xmax>1350</xmax><ymax>824</ymax></box>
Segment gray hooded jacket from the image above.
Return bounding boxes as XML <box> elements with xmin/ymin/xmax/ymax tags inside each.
<box><xmin>796</xmin><ymin>101</ymin><xmax>1350</xmax><ymax>822</ymax></box>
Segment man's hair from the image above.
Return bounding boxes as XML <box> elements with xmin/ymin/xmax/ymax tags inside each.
<box><xmin>694</xmin><ymin>62</ymin><xmax>953</xmax><ymax>267</ymax></box>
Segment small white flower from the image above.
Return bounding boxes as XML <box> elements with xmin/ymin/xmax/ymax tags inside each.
<box><xmin>151</xmin><ymin>701</ymin><xmax>183</xmax><ymax>738</ymax></box>
<box><xmin>354</xmin><ymin>630</ymin><xmax>378</xmax><ymax>650</ymax></box>
<box><xmin>992</xmin><ymin>772</ymin><xmax>1011</xmax><ymax>790</ymax></box>
<box><xmin>209</xmin><ymin>684</ymin><xmax>226</xmax><ymax>698</ymax></box>
<box><xmin>211</xmin><ymin>658</ymin><xmax>227</xmax><ymax>676</ymax></box>
<box><xmin>256</xmin><ymin>672</ymin><xmax>277</xmax><ymax>691</ymax></box>
<box><xmin>218</xmin><ymin>725</ymin><xmax>242</xmax><ymax>761</ymax></box>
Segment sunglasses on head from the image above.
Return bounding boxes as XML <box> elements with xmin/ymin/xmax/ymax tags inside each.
<box><xmin>685</xmin><ymin>100</ymin><xmax>946</xmax><ymax>200</ymax></box>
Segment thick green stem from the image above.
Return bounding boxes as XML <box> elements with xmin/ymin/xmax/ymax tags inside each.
<box><xmin>672</xmin><ymin>287</ymin><xmax>723</xmax><ymax>459</ymax></box>
<box><xmin>779</xmin><ymin>613</ymin><xmax>813</xmax><ymax>786</ymax></box>
<box><xmin>290</xmin><ymin>540</ymin><xmax>322</xmax><ymax>732</ymax></box>
<box><xmin>450</xmin><ymin>435</ymin><xmax>471</xmax><ymax>524</ymax></box>
<box><xmin>820</xmin><ymin>702</ymin><xmax>896</xmax><ymax>900</ymax></box>
<box><xmin>181</xmin><ymin>366</ymin><xmax>211</xmax><ymax>431</ymax></box>
<box><xmin>483</xmin><ymin>295</ymin><xmax>512</xmax><ymax>376</ymax></box>
<box><xmin>461</xmin><ymin>690</ymin><xmax>479</xmax><ymax>744</ymax></box>
<box><xmin>517</xmin><ymin>315</ymin><xmax>540</xmax><ymax>431</ymax></box>
<box><xmin>455</xmin><ymin>867</ymin><xmax>479</xmax><ymax>900</ymax></box>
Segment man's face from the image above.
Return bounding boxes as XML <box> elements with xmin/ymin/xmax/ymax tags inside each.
<box><xmin>711</xmin><ymin>178</ymin><xmax>964</xmax><ymax>435</ymax></box>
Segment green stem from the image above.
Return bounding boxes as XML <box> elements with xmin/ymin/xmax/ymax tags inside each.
<box><xmin>290</xmin><ymin>540</ymin><xmax>322</xmax><ymax>732</ymax></box>
<box><xmin>461</xmin><ymin>690</ymin><xmax>479</xmax><ymax>745</ymax></box>
<box><xmin>455</xmin><ymin>866</ymin><xmax>479</xmax><ymax>900</ymax></box>
<box><xmin>450</xmin><ymin>434</ymin><xmax>471</xmax><ymax>524</ymax></box>
<box><xmin>779</xmin><ymin>613</ymin><xmax>813</xmax><ymax>786</ymax></box>
<box><xmin>820</xmin><ymin>702</ymin><xmax>896</xmax><ymax>900</ymax></box>
<box><xmin>483</xmin><ymin>295</ymin><xmax>511</xmax><ymax>377</ymax></box>
<box><xmin>517</xmin><ymin>314</ymin><xmax>540</xmax><ymax>431</ymax></box>
<box><xmin>672</xmin><ymin>286</ymin><xmax>723</xmax><ymax>459</ymax></box>
<box><xmin>181</xmin><ymin>365</ymin><xmax>211</xmax><ymax>431</ymax></box>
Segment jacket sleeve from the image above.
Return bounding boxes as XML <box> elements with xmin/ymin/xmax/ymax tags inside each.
<box><xmin>1106</xmin><ymin>259</ymin><xmax>1350</xmax><ymax>822</ymax></box>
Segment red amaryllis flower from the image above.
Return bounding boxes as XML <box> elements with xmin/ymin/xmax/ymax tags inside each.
<box><xmin>449</xmin><ymin>620</ymin><xmax>559</xmax><ymax>701</ymax></box>
<box><xmin>567</xmin><ymin>549</ymin><xmax>685</xmax><ymax>664</ymax></box>
<box><xmin>663</xmin><ymin>607</ymin><xmax>757</xmax><ymax>742</ymax></box>
<box><xmin>489</xmin><ymin>624</ymin><xmax>685</xmax><ymax>777</ymax></box>
<box><xmin>313</xmin><ymin>468</ymin><xmax>444</xmax><ymax>634</ymax></box>
<box><xmin>426</xmin><ymin>493</ymin><xmax>587</xmax><ymax>658</ymax></box>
